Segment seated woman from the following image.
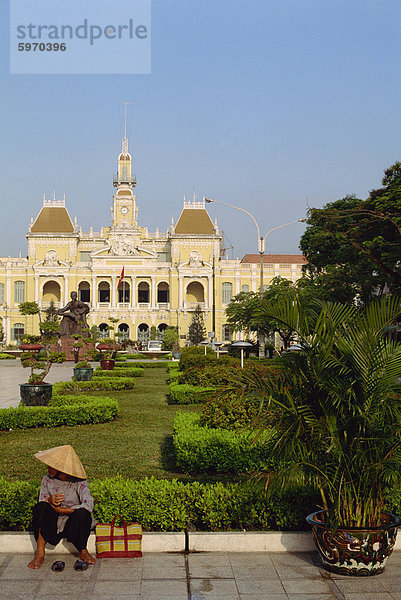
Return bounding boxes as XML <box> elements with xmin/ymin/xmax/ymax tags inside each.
<box><xmin>28</xmin><ymin>444</ymin><xmax>96</xmax><ymax>570</ymax></box>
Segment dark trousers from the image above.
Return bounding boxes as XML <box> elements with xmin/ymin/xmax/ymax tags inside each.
<box><xmin>32</xmin><ymin>501</ymin><xmax>92</xmax><ymax>552</ymax></box>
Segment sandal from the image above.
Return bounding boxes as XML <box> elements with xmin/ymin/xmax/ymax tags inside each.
<box><xmin>51</xmin><ymin>560</ymin><xmax>65</xmax><ymax>572</ymax></box>
<box><xmin>74</xmin><ymin>559</ymin><xmax>88</xmax><ymax>571</ymax></box>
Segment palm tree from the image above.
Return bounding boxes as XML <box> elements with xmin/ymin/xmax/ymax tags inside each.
<box><xmin>236</xmin><ymin>296</ymin><xmax>401</xmax><ymax>529</ymax></box>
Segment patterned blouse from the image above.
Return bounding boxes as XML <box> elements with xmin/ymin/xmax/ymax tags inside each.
<box><xmin>39</xmin><ymin>474</ymin><xmax>95</xmax><ymax>533</ymax></box>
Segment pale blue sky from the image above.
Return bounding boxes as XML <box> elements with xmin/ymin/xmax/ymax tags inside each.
<box><xmin>1</xmin><ymin>0</ymin><xmax>401</xmax><ymax>258</ymax></box>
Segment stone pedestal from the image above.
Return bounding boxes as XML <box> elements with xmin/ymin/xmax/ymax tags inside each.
<box><xmin>60</xmin><ymin>338</ymin><xmax>94</xmax><ymax>362</ymax></box>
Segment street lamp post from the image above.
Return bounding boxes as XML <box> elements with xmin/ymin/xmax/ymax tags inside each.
<box><xmin>205</xmin><ymin>198</ymin><xmax>305</xmax><ymax>357</ymax></box>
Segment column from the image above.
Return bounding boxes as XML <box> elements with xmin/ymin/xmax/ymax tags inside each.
<box><xmin>64</xmin><ymin>275</ymin><xmax>69</xmax><ymax>305</ymax></box>
<box><xmin>5</xmin><ymin>316</ymin><xmax>11</xmax><ymax>345</ymax></box>
<box><xmin>208</xmin><ymin>275</ymin><xmax>213</xmax><ymax>309</ymax></box>
<box><xmin>34</xmin><ymin>275</ymin><xmax>39</xmax><ymax>303</ymax></box>
<box><xmin>131</xmin><ymin>276</ymin><xmax>136</xmax><ymax>309</ymax></box>
<box><xmin>151</xmin><ymin>275</ymin><xmax>156</xmax><ymax>309</ymax></box>
<box><xmin>6</xmin><ymin>273</ymin><xmax>11</xmax><ymax>306</ymax></box>
<box><xmin>92</xmin><ymin>275</ymin><xmax>97</xmax><ymax>308</ymax></box>
<box><xmin>111</xmin><ymin>275</ymin><xmax>117</xmax><ymax>308</ymax></box>
<box><xmin>178</xmin><ymin>275</ymin><xmax>183</xmax><ymax>309</ymax></box>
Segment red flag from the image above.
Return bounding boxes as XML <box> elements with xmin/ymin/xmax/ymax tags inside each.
<box><xmin>117</xmin><ymin>267</ymin><xmax>125</xmax><ymax>289</ymax></box>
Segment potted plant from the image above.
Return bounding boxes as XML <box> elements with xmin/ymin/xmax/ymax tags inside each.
<box><xmin>71</xmin><ymin>329</ymin><xmax>95</xmax><ymax>381</ymax></box>
<box><xmin>233</xmin><ymin>295</ymin><xmax>401</xmax><ymax>576</ymax></box>
<box><xmin>19</xmin><ymin>333</ymin><xmax>43</xmax><ymax>353</ymax></box>
<box><xmin>98</xmin><ymin>318</ymin><xmax>120</xmax><ymax>370</ymax></box>
<box><xmin>18</xmin><ymin>302</ymin><xmax>60</xmax><ymax>405</ymax></box>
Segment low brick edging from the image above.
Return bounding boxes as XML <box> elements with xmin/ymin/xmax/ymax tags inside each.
<box><xmin>0</xmin><ymin>531</ymin><xmax>317</xmax><ymax>554</ymax></box>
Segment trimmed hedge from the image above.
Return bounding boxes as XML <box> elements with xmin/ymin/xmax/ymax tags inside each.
<box><xmin>53</xmin><ymin>379</ymin><xmax>135</xmax><ymax>394</ymax></box>
<box><xmin>0</xmin><ymin>397</ymin><xmax>118</xmax><ymax>430</ymax></box>
<box><xmin>94</xmin><ymin>367</ymin><xmax>145</xmax><ymax>378</ymax></box>
<box><xmin>0</xmin><ymin>475</ymin><xmax>319</xmax><ymax>532</ymax></box>
<box><xmin>0</xmin><ymin>353</ymin><xmax>16</xmax><ymax>359</ymax></box>
<box><xmin>169</xmin><ymin>383</ymin><xmax>215</xmax><ymax>405</ymax></box>
<box><xmin>173</xmin><ymin>412</ymin><xmax>277</xmax><ymax>474</ymax></box>
<box><xmin>166</xmin><ymin>363</ymin><xmax>180</xmax><ymax>372</ymax></box>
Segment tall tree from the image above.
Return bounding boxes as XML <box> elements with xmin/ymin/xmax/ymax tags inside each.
<box><xmin>188</xmin><ymin>304</ymin><xmax>206</xmax><ymax>345</ymax></box>
<box><xmin>226</xmin><ymin>277</ymin><xmax>304</xmax><ymax>350</ymax></box>
<box><xmin>300</xmin><ymin>163</ymin><xmax>401</xmax><ymax>303</ymax></box>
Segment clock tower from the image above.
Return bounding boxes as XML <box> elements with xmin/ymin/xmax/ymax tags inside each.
<box><xmin>111</xmin><ymin>135</ymin><xmax>138</xmax><ymax>227</ymax></box>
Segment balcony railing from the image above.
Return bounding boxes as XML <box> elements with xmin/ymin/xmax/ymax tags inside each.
<box><xmin>157</xmin><ymin>302</ymin><xmax>170</xmax><ymax>310</ymax></box>
<box><xmin>118</xmin><ymin>302</ymin><xmax>130</xmax><ymax>308</ymax></box>
<box><xmin>40</xmin><ymin>301</ymin><xmax>61</xmax><ymax>309</ymax></box>
<box><xmin>184</xmin><ymin>302</ymin><xmax>206</xmax><ymax>309</ymax></box>
<box><xmin>98</xmin><ymin>302</ymin><xmax>111</xmax><ymax>308</ymax></box>
<box><xmin>137</xmin><ymin>302</ymin><xmax>150</xmax><ymax>309</ymax></box>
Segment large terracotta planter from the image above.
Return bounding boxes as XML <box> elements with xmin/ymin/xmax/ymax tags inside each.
<box><xmin>73</xmin><ymin>366</ymin><xmax>94</xmax><ymax>381</ymax></box>
<box><xmin>100</xmin><ymin>359</ymin><xmax>115</xmax><ymax>370</ymax></box>
<box><xmin>307</xmin><ymin>510</ymin><xmax>400</xmax><ymax>576</ymax></box>
<box><xmin>19</xmin><ymin>344</ymin><xmax>43</xmax><ymax>352</ymax></box>
<box><xmin>19</xmin><ymin>383</ymin><xmax>52</xmax><ymax>406</ymax></box>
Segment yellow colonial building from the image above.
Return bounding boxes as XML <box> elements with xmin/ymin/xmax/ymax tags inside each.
<box><xmin>0</xmin><ymin>136</ymin><xmax>305</xmax><ymax>346</ymax></box>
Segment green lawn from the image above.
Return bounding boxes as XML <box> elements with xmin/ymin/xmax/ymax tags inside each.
<box><xmin>0</xmin><ymin>368</ymin><xmax>204</xmax><ymax>483</ymax></box>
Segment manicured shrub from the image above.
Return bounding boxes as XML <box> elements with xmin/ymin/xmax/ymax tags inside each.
<box><xmin>53</xmin><ymin>379</ymin><xmax>135</xmax><ymax>394</ymax></box>
<box><xmin>168</xmin><ymin>369</ymin><xmax>180</xmax><ymax>383</ymax></box>
<box><xmin>94</xmin><ymin>367</ymin><xmax>144</xmax><ymax>377</ymax></box>
<box><xmin>0</xmin><ymin>353</ymin><xmax>16</xmax><ymax>360</ymax></box>
<box><xmin>0</xmin><ymin>397</ymin><xmax>118</xmax><ymax>430</ymax></box>
<box><xmin>200</xmin><ymin>391</ymin><xmax>259</xmax><ymax>431</ymax></box>
<box><xmin>173</xmin><ymin>412</ymin><xmax>277</xmax><ymax>473</ymax></box>
<box><xmin>168</xmin><ymin>383</ymin><xmax>214</xmax><ymax>405</ymax></box>
<box><xmin>0</xmin><ymin>475</ymin><xmax>319</xmax><ymax>532</ymax></box>
<box><xmin>166</xmin><ymin>363</ymin><xmax>180</xmax><ymax>372</ymax></box>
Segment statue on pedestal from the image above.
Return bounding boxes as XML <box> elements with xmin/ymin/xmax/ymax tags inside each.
<box><xmin>57</xmin><ymin>291</ymin><xmax>90</xmax><ymax>337</ymax></box>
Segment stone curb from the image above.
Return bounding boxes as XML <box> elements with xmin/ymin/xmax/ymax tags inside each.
<box><xmin>0</xmin><ymin>531</ymin><xmax>317</xmax><ymax>553</ymax></box>
<box><xmin>5</xmin><ymin>530</ymin><xmax>400</xmax><ymax>554</ymax></box>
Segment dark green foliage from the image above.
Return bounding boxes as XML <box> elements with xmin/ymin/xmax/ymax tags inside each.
<box><xmin>173</xmin><ymin>412</ymin><xmax>277</xmax><ymax>473</ymax></box>
<box><xmin>122</xmin><ymin>360</ymin><xmax>167</xmax><ymax>368</ymax></box>
<box><xmin>168</xmin><ymin>384</ymin><xmax>214</xmax><ymax>405</ymax></box>
<box><xmin>162</xmin><ymin>326</ymin><xmax>179</xmax><ymax>350</ymax></box>
<box><xmin>0</xmin><ymin>397</ymin><xmax>118</xmax><ymax>430</ymax></box>
<box><xmin>47</xmin><ymin>351</ymin><xmax>65</xmax><ymax>363</ymax></box>
<box><xmin>187</xmin><ymin>304</ymin><xmax>207</xmax><ymax>345</ymax></box>
<box><xmin>0</xmin><ymin>477</ymin><xmax>40</xmax><ymax>530</ymax></box>
<box><xmin>53</xmin><ymin>378</ymin><xmax>135</xmax><ymax>394</ymax></box>
<box><xmin>200</xmin><ymin>392</ymin><xmax>259</xmax><ymax>430</ymax></box>
<box><xmin>0</xmin><ymin>475</ymin><xmax>319</xmax><ymax>532</ymax></box>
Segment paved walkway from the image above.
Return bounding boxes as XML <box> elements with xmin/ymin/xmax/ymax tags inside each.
<box><xmin>0</xmin><ymin>362</ymin><xmax>80</xmax><ymax>408</ymax></box>
<box><xmin>1</xmin><ymin>550</ymin><xmax>401</xmax><ymax>600</ymax></box>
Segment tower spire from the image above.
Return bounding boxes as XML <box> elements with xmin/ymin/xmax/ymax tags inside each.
<box><xmin>122</xmin><ymin>101</ymin><xmax>132</xmax><ymax>156</ymax></box>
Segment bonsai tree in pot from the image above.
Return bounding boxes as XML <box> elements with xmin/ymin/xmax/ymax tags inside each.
<box><xmin>98</xmin><ymin>317</ymin><xmax>120</xmax><ymax>369</ymax></box>
<box><xmin>71</xmin><ymin>328</ymin><xmax>96</xmax><ymax>381</ymax></box>
<box><xmin>18</xmin><ymin>302</ymin><xmax>60</xmax><ymax>405</ymax></box>
<box><xmin>233</xmin><ymin>295</ymin><xmax>401</xmax><ymax>576</ymax></box>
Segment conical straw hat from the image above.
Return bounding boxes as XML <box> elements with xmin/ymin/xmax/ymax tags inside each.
<box><xmin>34</xmin><ymin>445</ymin><xmax>87</xmax><ymax>479</ymax></box>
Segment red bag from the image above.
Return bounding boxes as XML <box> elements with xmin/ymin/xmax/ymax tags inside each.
<box><xmin>95</xmin><ymin>517</ymin><xmax>142</xmax><ymax>558</ymax></box>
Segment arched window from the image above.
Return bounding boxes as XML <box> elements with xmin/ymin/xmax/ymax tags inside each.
<box><xmin>137</xmin><ymin>323</ymin><xmax>149</xmax><ymax>346</ymax></box>
<box><xmin>42</xmin><ymin>280</ymin><xmax>61</xmax><ymax>304</ymax></box>
<box><xmin>157</xmin><ymin>323</ymin><xmax>168</xmax><ymax>338</ymax></box>
<box><xmin>138</xmin><ymin>282</ymin><xmax>149</xmax><ymax>303</ymax></box>
<box><xmin>118</xmin><ymin>281</ymin><xmax>130</xmax><ymax>303</ymax></box>
<box><xmin>98</xmin><ymin>281</ymin><xmax>110</xmax><ymax>303</ymax></box>
<box><xmin>14</xmin><ymin>281</ymin><xmax>25</xmax><ymax>303</ymax></box>
<box><xmin>222</xmin><ymin>282</ymin><xmax>233</xmax><ymax>304</ymax></box>
<box><xmin>98</xmin><ymin>323</ymin><xmax>109</xmax><ymax>339</ymax></box>
<box><xmin>186</xmin><ymin>282</ymin><xmax>204</xmax><ymax>304</ymax></box>
<box><xmin>12</xmin><ymin>322</ymin><xmax>24</xmax><ymax>342</ymax></box>
<box><xmin>0</xmin><ymin>283</ymin><xmax>4</xmax><ymax>303</ymax></box>
<box><xmin>157</xmin><ymin>282</ymin><xmax>169</xmax><ymax>303</ymax></box>
<box><xmin>118</xmin><ymin>323</ymin><xmax>130</xmax><ymax>340</ymax></box>
<box><xmin>78</xmin><ymin>281</ymin><xmax>90</xmax><ymax>302</ymax></box>
<box><xmin>241</xmin><ymin>284</ymin><xmax>249</xmax><ymax>293</ymax></box>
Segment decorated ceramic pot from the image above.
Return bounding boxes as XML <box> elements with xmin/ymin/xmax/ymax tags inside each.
<box><xmin>306</xmin><ymin>510</ymin><xmax>400</xmax><ymax>576</ymax></box>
